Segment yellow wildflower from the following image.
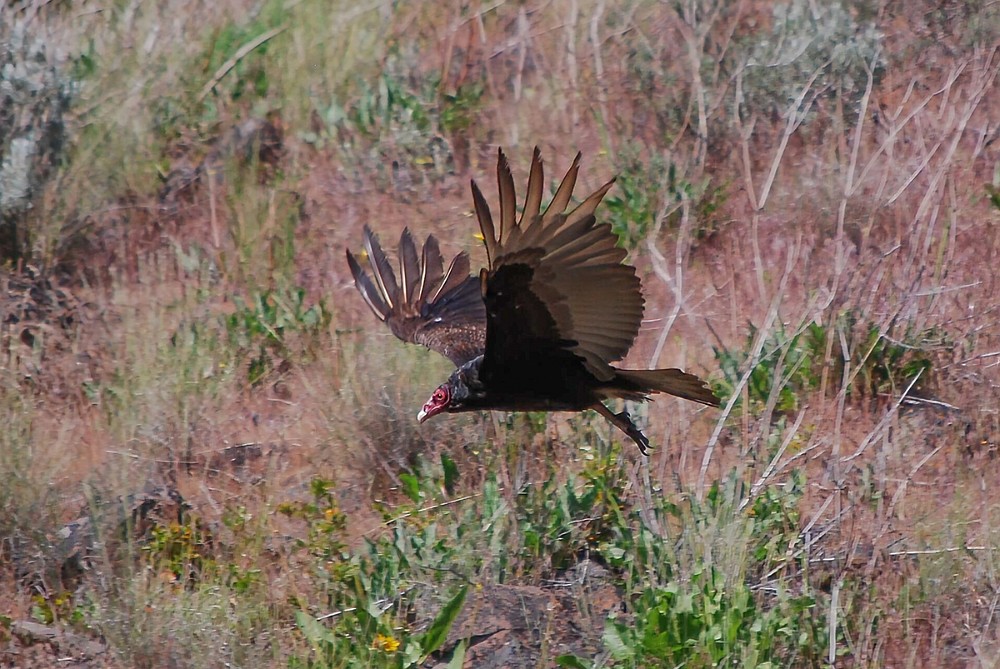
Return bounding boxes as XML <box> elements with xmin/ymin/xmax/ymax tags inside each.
<box><xmin>372</xmin><ymin>633</ymin><xmax>400</xmax><ymax>653</ymax></box>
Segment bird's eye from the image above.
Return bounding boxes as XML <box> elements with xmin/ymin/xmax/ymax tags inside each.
<box><xmin>434</xmin><ymin>387</ymin><xmax>448</xmax><ymax>403</ymax></box>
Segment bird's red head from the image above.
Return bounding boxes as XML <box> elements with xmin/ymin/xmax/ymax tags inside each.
<box><xmin>417</xmin><ymin>384</ymin><xmax>450</xmax><ymax>423</ymax></box>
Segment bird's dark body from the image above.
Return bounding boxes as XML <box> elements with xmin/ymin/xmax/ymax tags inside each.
<box><xmin>445</xmin><ymin>354</ymin><xmax>612</xmax><ymax>414</ymax></box>
<box><xmin>346</xmin><ymin>147</ymin><xmax>719</xmax><ymax>453</ymax></box>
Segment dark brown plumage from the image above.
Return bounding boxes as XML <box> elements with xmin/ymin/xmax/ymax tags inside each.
<box><xmin>346</xmin><ymin>147</ymin><xmax>719</xmax><ymax>453</ymax></box>
<box><xmin>346</xmin><ymin>227</ymin><xmax>485</xmax><ymax>366</ymax></box>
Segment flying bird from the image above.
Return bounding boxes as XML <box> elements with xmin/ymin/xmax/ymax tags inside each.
<box><xmin>346</xmin><ymin>147</ymin><xmax>718</xmax><ymax>453</ymax></box>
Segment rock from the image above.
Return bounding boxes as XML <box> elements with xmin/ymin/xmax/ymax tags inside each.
<box><xmin>10</xmin><ymin>619</ymin><xmax>107</xmax><ymax>660</ymax></box>
<box><xmin>425</xmin><ymin>571</ymin><xmax>624</xmax><ymax>669</ymax></box>
<box><xmin>0</xmin><ymin>21</ymin><xmax>72</xmax><ymax>260</ymax></box>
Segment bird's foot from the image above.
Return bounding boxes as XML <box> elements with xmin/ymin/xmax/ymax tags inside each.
<box><xmin>616</xmin><ymin>410</ymin><xmax>650</xmax><ymax>455</ymax></box>
<box><xmin>592</xmin><ymin>403</ymin><xmax>651</xmax><ymax>455</ymax></box>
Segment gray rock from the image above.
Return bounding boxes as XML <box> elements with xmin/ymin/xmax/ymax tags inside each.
<box><xmin>0</xmin><ymin>20</ymin><xmax>72</xmax><ymax>259</ymax></box>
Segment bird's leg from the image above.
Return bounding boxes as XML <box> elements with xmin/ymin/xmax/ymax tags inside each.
<box><xmin>592</xmin><ymin>403</ymin><xmax>650</xmax><ymax>455</ymax></box>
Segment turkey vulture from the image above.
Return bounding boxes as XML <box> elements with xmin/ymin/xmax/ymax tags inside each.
<box><xmin>346</xmin><ymin>148</ymin><xmax>718</xmax><ymax>453</ymax></box>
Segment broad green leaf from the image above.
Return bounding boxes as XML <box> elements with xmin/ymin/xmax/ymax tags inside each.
<box><xmin>441</xmin><ymin>452</ymin><xmax>459</xmax><ymax>495</ymax></box>
<box><xmin>446</xmin><ymin>639</ymin><xmax>467</xmax><ymax>669</ymax></box>
<box><xmin>400</xmin><ymin>472</ymin><xmax>421</xmax><ymax>502</ymax></box>
<box><xmin>603</xmin><ymin>621</ymin><xmax>636</xmax><ymax>660</ymax></box>
<box><xmin>295</xmin><ymin>610</ymin><xmax>333</xmax><ymax>650</ymax></box>
<box><xmin>419</xmin><ymin>585</ymin><xmax>468</xmax><ymax>658</ymax></box>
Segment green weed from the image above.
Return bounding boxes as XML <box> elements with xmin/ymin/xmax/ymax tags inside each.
<box><xmin>557</xmin><ymin>466</ymin><xmax>823</xmax><ymax>668</ymax></box>
<box><xmin>224</xmin><ymin>286</ymin><xmax>329</xmax><ymax>386</ymax></box>
<box><xmin>283</xmin><ymin>472</ymin><xmax>472</xmax><ymax>668</ymax></box>
<box><xmin>715</xmin><ymin>311</ymin><xmax>942</xmax><ymax>415</ymax></box>
<box><xmin>278</xmin><ymin>478</ymin><xmax>349</xmax><ymax>565</ymax></box>
<box><xmin>293</xmin><ymin>583</ymin><xmax>467</xmax><ymax>669</ymax></box>
<box><xmin>605</xmin><ymin>145</ymin><xmax>728</xmax><ymax>249</ymax></box>
<box><xmin>31</xmin><ymin>591</ymin><xmax>90</xmax><ymax>627</ymax></box>
<box><xmin>143</xmin><ymin>518</ymin><xmax>213</xmax><ymax>584</ymax></box>
<box><xmin>714</xmin><ymin>322</ymin><xmax>818</xmax><ymax>415</ymax></box>
<box><xmin>601</xmin><ymin>564</ymin><xmax>820</xmax><ymax>668</ymax></box>
<box><xmin>736</xmin><ymin>0</ymin><xmax>883</xmax><ymax>117</ymax></box>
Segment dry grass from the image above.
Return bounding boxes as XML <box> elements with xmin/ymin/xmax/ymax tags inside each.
<box><xmin>1</xmin><ymin>0</ymin><xmax>999</xmax><ymax>666</ymax></box>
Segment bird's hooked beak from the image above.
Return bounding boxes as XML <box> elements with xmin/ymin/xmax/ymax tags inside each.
<box><xmin>417</xmin><ymin>384</ymin><xmax>450</xmax><ymax>423</ymax></box>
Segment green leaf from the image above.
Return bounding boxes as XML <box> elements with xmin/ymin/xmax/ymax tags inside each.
<box><xmin>441</xmin><ymin>452</ymin><xmax>459</xmax><ymax>495</ymax></box>
<box><xmin>295</xmin><ymin>610</ymin><xmax>333</xmax><ymax>650</ymax></box>
<box><xmin>446</xmin><ymin>639</ymin><xmax>468</xmax><ymax>669</ymax></box>
<box><xmin>419</xmin><ymin>585</ymin><xmax>468</xmax><ymax>658</ymax></box>
<box><xmin>401</xmin><ymin>639</ymin><xmax>423</xmax><ymax>667</ymax></box>
<box><xmin>400</xmin><ymin>472</ymin><xmax>421</xmax><ymax>502</ymax></box>
<box><xmin>555</xmin><ymin>655</ymin><xmax>591</xmax><ymax>668</ymax></box>
<box><xmin>603</xmin><ymin>621</ymin><xmax>636</xmax><ymax>660</ymax></box>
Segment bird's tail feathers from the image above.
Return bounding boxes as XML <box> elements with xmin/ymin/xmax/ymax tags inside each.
<box><xmin>614</xmin><ymin>368</ymin><xmax>719</xmax><ymax>407</ymax></box>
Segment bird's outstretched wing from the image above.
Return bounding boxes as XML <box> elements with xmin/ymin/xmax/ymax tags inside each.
<box><xmin>346</xmin><ymin>226</ymin><xmax>486</xmax><ymax>366</ymax></box>
<box><xmin>474</xmin><ymin>147</ymin><xmax>639</xmax><ymax>383</ymax></box>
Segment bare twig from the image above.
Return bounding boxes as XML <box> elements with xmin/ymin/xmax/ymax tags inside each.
<box><xmin>734</xmin><ymin>61</ymin><xmax>828</xmax><ymax>299</ymax></box>
<box><xmin>737</xmin><ymin>409</ymin><xmax>807</xmax><ymax>513</ymax></box>
<box><xmin>380</xmin><ymin>493</ymin><xmax>482</xmax><ymax>526</ymax></box>
<box><xmin>851</xmin><ymin>441</ymin><xmax>945</xmax><ymax>580</ymax></box>
<box><xmin>589</xmin><ymin>0</ymin><xmax>610</xmax><ymax>152</ymax></box>
<box><xmin>197</xmin><ymin>25</ymin><xmax>289</xmax><ymax>103</ymax></box>
<box><xmin>697</xmin><ymin>234</ymin><xmax>802</xmax><ymax>498</ymax></box>
<box><xmin>828</xmin><ymin>578</ymin><xmax>841</xmax><ymax>666</ymax></box>
<box><xmin>845</xmin><ymin>368</ymin><xmax>924</xmax><ymax>461</ymax></box>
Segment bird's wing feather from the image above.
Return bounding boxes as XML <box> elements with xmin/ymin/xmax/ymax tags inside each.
<box><xmin>476</xmin><ymin>148</ymin><xmax>641</xmax><ymax>382</ymax></box>
<box><xmin>347</xmin><ymin>226</ymin><xmax>486</xmax><ymax>366</ymax></box>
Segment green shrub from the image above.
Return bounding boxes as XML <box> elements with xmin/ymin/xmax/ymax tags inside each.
<box><xmin>715</xmin><ymin>311</ymin><xmax>942</xmax><ymax>415</ymax></box>
<box><xmin>605</xmin><ymin>145</ymin><xmax>727</xmax><ymax>249</ymax></box>
<box><xmin>737</xmin><ymin>0</ymin><xmax>883</xmax><ymax>117</ymax></box>
<box><xmin>603</xmin><ymin>563</ymin><xmax>822</xmax><ymax>668</ymax></box>
<box><xmin>224</xmin><ymin>286</ymin><xmax>329</xmax><ymax>386</ymax></box>
<box><xmin>286</xmin><ymin>472</ymin><xmax>470</xmax><ymax>669</ymax></box>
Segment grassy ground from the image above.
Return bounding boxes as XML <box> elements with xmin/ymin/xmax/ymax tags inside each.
<box><xmin>1</xmin><ymin>1</ymin><xmax>999</xmax><ymax>667</ymax></box>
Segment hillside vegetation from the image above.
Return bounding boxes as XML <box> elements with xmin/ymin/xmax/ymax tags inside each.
<box><xmin>1</xmin><ymin>1</ymin><xmax>999</xmax><ymax>667</ymax></box>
